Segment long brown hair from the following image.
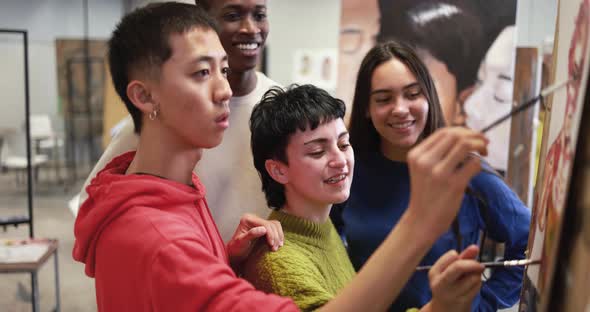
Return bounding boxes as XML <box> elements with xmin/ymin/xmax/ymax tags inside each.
<box><xmin>348</xmin><ymin>40</ymin><xmax>446</xmax><ymax>161</ymax></box>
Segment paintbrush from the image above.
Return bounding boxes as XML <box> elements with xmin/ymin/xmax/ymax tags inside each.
<box><xmin>415</xmin><ymin>258</ymin><xmax>541</xmax><ymax>272</ymax></box>
<box><xmin>480</xmin><ymin>76</ymin><xmax>577</xmax><ymax>134</ymax></box>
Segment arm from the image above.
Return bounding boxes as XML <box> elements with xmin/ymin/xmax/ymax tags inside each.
<box><xmin>150</xmin><ymin>238</ymin><xmax>298</xmax><ymax>312</ymax></box>
<box><xmin>76</xmin><ymin>116</ymin><xmax>138</xmax><ymax>215</ymax></box>
<box><xmin>472</xmin><ymin>173</ymin><xmax>531</xmax><ymax>311</ymax></box>
<box><xmin>320</xmin><ymin>128</ymin><xmax>489</xmax><ymax>312</ymax></box>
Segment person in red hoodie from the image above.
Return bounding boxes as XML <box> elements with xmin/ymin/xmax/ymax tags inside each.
<box><xmin>73</xmin><ymin>2</ymin><xmax>490</xmax><ymax>311</ymax></box>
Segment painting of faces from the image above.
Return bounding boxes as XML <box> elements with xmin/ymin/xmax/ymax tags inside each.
<box><xmin>336</xmin><ymin>0</ymin><xmax>517</xmax><ymax>173</ymax></box>
<box><xmin>520</xmin><ymin>0</ymin><xmax>590</xmax><ymax>311</ymax></box>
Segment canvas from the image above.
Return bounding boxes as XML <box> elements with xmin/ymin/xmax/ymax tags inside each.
<box><xmin>519</xmin><ymin>0</ymin><xmax>590</xmax><ymax>310</ymax></box>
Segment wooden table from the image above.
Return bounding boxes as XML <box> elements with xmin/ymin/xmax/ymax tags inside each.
<box><xmin>0</xmin><ymin>239</ymin><xmax>61</xmax><ymax>312</ymax></box>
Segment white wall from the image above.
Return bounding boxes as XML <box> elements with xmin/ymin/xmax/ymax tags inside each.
<box><xmin>267</xmin><ymin>0</ymin><xmax>341</xmax><ymax>87</ymax></box>
<box><xmin>515</xmin><ymin>0</ymin><xmax>558</xmax><ymax>47</ymax></box>
<box><xmin>0</xmin><ymin>0</ymin><xmax>123</xmax><ymax>149</ymax></box>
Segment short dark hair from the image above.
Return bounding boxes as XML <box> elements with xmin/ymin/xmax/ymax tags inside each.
<box><xmin>377</xmin><ymin>0</ymin><xmax>484</xmax><ymax>92</ymax></box>
<box><xmin>348</xmin><ymin>40</ymin><xmax>446</xmax><ymax>161</ymax></box>
<box><xmin>108</xmin><ymin>2</ymin><xmax>217</xmax><ymax>133</ymax></box>
<box><xmin>195</xmin><ymin>0</ymin><xmax>212</xmax><ymax>11</ymax></box>
<box><xmin>250</xmin><ymin>85</ymin><xmax>346</xmax><ymax>209</ymax></box>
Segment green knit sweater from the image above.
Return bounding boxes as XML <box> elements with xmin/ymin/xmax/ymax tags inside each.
<box><xmin>241</xmin><ymin>210</ymin><xmax>356</xmax><ymax>311</ymax></box>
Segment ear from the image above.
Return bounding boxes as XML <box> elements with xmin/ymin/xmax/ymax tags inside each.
<box><xmin>265</xmin><ymin>159</ymin><xmax>289</xmax><ymax>185</ymax></box>
<box><xmin>126</xmin><ymin>80</ymin><xmax>155</xmax><ymax>115</ymax></box>
<box><xmin>458</xmin><ymin>85</ymin><xmax>476</xmax><ymax>105</ymax></box>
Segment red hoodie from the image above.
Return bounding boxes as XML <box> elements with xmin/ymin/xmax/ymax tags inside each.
<box><xmin>73</xmin><ymin>152</ymin><xmax>297</xmax><ymax>311</ymax></box>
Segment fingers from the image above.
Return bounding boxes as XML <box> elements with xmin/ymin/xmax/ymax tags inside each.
<box><xmin>448</xmin><ymin>272</ymin><xmax>482</xmax><ymax>300</ymax></box>
<box><xmin>429</xmin><ymin>249</ymin><xmax>459</xmax><ymax>278</ymax></box>
<box><xmin>410</xmin><ymin>129</ymin><xmax>456</xmax><ymax>163</ymax></box>
<box><xmin>430</xmin><ymin>258</ymin><xmax>484</xmax><ymax>306</ymax></box>
<box><xmin>240</xmin><ymin>214</ymin><xmax>284</xmax><ymax>251</ymax></box>
<box><xmin>455</xmin><ymin>155</ymin><xmax>483</xmax><ymax>186</ymax></box>
<box><xmin>411</xmin><ymin>128</ymin><xmax>487</xmax><ymax>162</ymax></box>
<box><xmin>458</xmin><ymin>245</ymin><xmax>479</xmax><ymax>260</ymax></box>
<box><xmin>432</xmin><ymin>133</ymin><xmax>487</xmax><ymax>181</ymax></box>
<box><xmin>231</xmin><ymin>226</ymin><xmax>266</xmax><ymax>251</ymax></box>
<box><xmin>443</xmin><ymin>259</ymin><xmax>485</xmax><ymax>283</ymax></box>
<box><xmin>264</xmin><ymin>220</ymin><xmax>281</xmax><ymax>251</ymax></box>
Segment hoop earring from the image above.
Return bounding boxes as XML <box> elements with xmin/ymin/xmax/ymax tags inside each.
<box><xmin>148</xmin><ymin>105</ymin><xmax>159</xmax><ymax>121</ymax></box>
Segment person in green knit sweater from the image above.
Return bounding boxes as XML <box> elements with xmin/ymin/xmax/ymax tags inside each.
<box><xmin>242</xmin><ymin>84</ymin><xmax>487</xmax><ymax>312</ymax></box>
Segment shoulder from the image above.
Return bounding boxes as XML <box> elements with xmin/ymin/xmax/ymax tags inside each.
<box><xmin>241</xmin><ymin>241</ymin><xmax>332</xmax><ymax>310</ymax></box>
<box><xmin>242</xmin><ymin>240</ymin><xmax>323</xmax><ymax>286</ymax></box>
<box><xmin>78</xmin><ymin>116</ymin><xmax>138</xmax><ymax>210</ymax></box>
<box><xmin>109</xmin><ymin>206</ymin><xmax>210</xmax><ymax>248</ymax></box>
<box><xmin>256</xmin><ymin>71</ymin><xmax>281</xmax><ymax>90</ymax></box>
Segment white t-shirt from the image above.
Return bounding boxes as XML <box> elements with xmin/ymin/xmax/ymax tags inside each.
<box><xmin>77</xmin><ymin>72</ymin><xmax>280</xmax><ymax>242</ymax></box>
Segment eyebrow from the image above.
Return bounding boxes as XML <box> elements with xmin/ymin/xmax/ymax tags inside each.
<box><xmin>498</xmin><ymin>74</ymin><xmax>512</xmax><ymax>81</ymax></box>
<box><xmin>190</xmin><ymin>55</ymin><xmax>228</xmax><ymax>64</ymax></box>
<box><xmin>303</xmin><ymin>131</ymin><xmax>349</xmax><ymax>145</ymax></box>
<box><xmin>370</xmin><ymin>82</ymin><xmax>420</xmax><ymax>96</ymax></box>
<box><xmin>222</xmin><ymin>4</ymin><xmax>267</xmax><ymax>10</ymax></box>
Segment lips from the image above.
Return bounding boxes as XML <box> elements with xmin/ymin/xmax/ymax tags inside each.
<box><xmin>324</xmin><ymin>173</ymin><xmax>347</xmax><ymax>184</ymax></box>
<box><xmin>388</xmin><ymin>120</ymin><xmax>415</xmax><ymax>129</ymax></box>
<box><xmin>233</xmin><ymin>42</ymin><xmax>261</xmax><ymax>57</ymax></box>
<box><xmin>215</xmin><ymin>111</ymin><xmax>230</xmax><ymax>129</ymax></box>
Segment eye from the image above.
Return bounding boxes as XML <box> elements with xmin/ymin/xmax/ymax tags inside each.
<box><xmin>193</xmin><ymin>69</ymin><xmax>210</xmax><ymax>78</ymax></box>
<box><xmin>308</xmin><ymin>151</ymin><xmax>325</xmax><ymax>158</ymax></box>
<box><xmin>221</xmin><ymin>66</ymin><xmax>231</xmax><ymax>77</ymax></box>
<box><xmin>254</xmin><ymin>11</ymin><xmax>267</xmax><ymax>22</ymax></box>
<box><xmin>338</xmin><ymin>143</ymin><xmax>350</xmax><ymax>151</ymax></box>
<box><xmin>373</xmin><ymin>96</ymin><xmax>391</xmax><ymax>104</ymax></box>
<box><xmin>223</xmin><ymin>12</ymin><xmax>241</xmax><ymax>22</ymax></box>
<box><xmin>405</xmin><ymin>89</ymin><xmax>422</xmax><ymax>100</ymax></box>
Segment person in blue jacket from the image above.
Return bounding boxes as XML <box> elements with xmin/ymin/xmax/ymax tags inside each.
<box><xmin>332</xmin><ymin>40</ymin><xmax>531</xmax><ymax>311</ymax></box>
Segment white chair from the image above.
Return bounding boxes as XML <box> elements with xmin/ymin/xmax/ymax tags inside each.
<box><xmin>30</xmin><ymin>114</ymin><xmax>64</xmax><ymax>183</ymax></box>
<box><xmin>30</xmin><ymin>114</ymin><xmax>64</xmax><ymax>155</ymax></box>
<box><xmin>0</xmin><ymin>133</ymin><xmax>49</xmax><ymax>186</ymax></box>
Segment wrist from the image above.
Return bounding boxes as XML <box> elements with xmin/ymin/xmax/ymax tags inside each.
<box><xmin>400</xmin><ymin>205</ymin><xmax>439</xmax><ymax>247</ymax></box>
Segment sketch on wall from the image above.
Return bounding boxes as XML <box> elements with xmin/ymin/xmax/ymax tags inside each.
<box><xmin>292</xmin><ymin>49</ymin><xmax>338</xmax><ymax>91</ymax></box>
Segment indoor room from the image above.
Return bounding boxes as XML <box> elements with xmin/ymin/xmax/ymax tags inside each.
<box><xmin>1</xmin><ymin>0</ymin><xmax>586</xmax><ymax>311</ymax></box>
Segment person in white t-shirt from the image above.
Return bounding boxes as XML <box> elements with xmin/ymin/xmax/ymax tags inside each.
<box><xmin>76</xmin><ymin>0</ymin><xmax>279</xmax><ymax>241</ymax></box>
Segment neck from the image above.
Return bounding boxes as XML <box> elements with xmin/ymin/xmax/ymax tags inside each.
<box><xmin>127</xmin><ymin>122</ymin><xmax>202</xmax><ymax>186</ymax></box>
<box><xmin>228</xmin><ymin>69</ymin><xmax>257</xmax><ymax>97</ymax></box>
<box><xmin>380</xmin><ymin>142</ymin><xmax>409</xmax><ymax>162</ymax></box>
<box><xmin>281</xmin><ymin>194</ymin><xmax>332</xmax><ymax>223</ymax></box>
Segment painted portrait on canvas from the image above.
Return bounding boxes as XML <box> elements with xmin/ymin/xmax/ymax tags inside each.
<box><xmin>520</xmin><ymin>0</ymin><xmax>590</xmax><ymax>311</ymax></box>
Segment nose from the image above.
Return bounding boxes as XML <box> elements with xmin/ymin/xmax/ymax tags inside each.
<box><xmin>328</xmin><ymin>150</ymin><xmax>347</xmax><ymax>169</ymax></box>
<box><xmin>391</xmin><ymin>97</ymin><xmax>410</xmax><ymax>117</ymax></box>
<box><xmin>213</xmin><ymin>73</ymin><xmax>232</xmax><ymax>105</ymax></box>
<box><xmin>239</xmin><ymin>16</ymin><xmax>259</xmax><ymax>34</ymax></box>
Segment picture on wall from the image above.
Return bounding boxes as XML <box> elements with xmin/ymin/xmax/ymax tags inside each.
<box><xmin>337</xmin><ymin>0</ymin><xmax>518</xmax><ymax>175</ymax></box>
<box><xmin>519</xmin><ymin>0</ymin><xmax>590</xmax><ymax>310</ymax></box>
<box><xmin>292</xmin><ymin>48</ymin><xmax>338</xmax><ymax>91</ymax></box>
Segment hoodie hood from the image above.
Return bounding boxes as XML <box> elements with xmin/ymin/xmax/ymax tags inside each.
<box><xmin>72</xmin><ymin>151</ymin><xmax>206</xmax><ymax>277</ymax></box>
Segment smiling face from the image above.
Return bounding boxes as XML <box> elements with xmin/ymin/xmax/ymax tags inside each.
<box><xmin>368</xmin><ymin>57</ymin><xmax>429</xmax><ymax>161</ymax></box>
<box><xmin>147</xmin><ymin>28</ymin><xmax>232</xmax><ymax>149</ymax></box>
<box><xmin>207</xmin><ymin>0</ymin><xmax>268</xmax><ymax>73</ymax></box>
<box><xmin>278</xmin><ymin>118</ymin><xmax>354</xmax><ymax>211</ymax></box>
